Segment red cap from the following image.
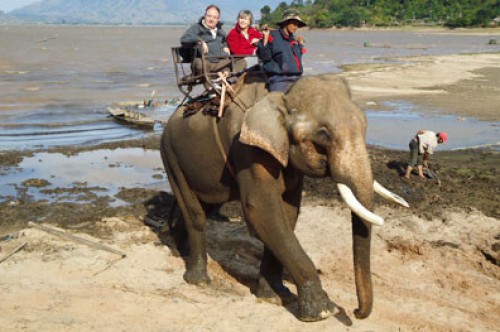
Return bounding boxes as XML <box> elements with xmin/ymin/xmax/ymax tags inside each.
<box><xmin>438</xmin><ymin>132</ymin><xmax>448</xmax><ymax>143</ymax></box>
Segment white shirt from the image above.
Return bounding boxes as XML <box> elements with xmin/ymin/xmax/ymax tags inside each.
<box><xmin>417</xmin><ymin>131</ymin><xmax>438</xmax><ymax>154</ymax></box>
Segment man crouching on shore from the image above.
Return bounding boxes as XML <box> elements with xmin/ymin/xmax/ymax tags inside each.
<box><xmin>405</xmin><ymin>130</ymin><xmax>448</xmax><ymax>179</ymax></box>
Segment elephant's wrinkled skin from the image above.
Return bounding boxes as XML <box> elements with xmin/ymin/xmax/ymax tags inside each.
<box><xmin>161</xmin><ymin>74</ymin><xmax>377</xmax><ymax>321</ymax></box>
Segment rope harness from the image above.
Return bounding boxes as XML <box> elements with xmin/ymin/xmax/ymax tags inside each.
<box><xmin>181</xmin><ymin>71</ymin><xmax>265</xmax><ymax>179</ymax></box>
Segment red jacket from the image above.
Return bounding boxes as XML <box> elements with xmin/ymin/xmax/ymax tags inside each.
<box><xmin>226</xmin><ymin>24</ymin><xmax>262</xmax><ymax>55</ymax></box>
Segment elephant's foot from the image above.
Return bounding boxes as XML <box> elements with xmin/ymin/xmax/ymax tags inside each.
<box><xmin>253</xmin><ymin>276</ymin><xmax>296</xmax><ymax>305</ymax></box>
<box><xmin>297</xmin><ymin>281</ymin><xmax>335</xmax><ymax>322</ymax></box>
<box><xmin>183</xmin><ymin>258</ymin><xmax>210</xmax><ymax>286</ymax></box>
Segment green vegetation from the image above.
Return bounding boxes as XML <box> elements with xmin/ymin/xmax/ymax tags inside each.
<box><xmin>260</xmin><ymin>0</ymin><xmax>500</xmax><ymax>28</ymax></box>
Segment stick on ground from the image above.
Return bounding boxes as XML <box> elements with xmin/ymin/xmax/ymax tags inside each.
<box><xmin>0</xmin><ymin>241</ymin><xmax>28</xmax><ymax>264</ymax></box>
<box><xmin>28</xmin><ymin>222</ymin><xmax>126</xmax><ymax>258</ymax></box>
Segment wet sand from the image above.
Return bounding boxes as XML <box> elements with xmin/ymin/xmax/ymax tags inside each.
<box><xmin>341</xmin><ymin>53</ymin><xmax>500</xmax><ymax>121</ymax></box>
<box><xmin>340</xmin><ymin>52</ymin><xmax>500</xmax><ymax>150</ymax></box>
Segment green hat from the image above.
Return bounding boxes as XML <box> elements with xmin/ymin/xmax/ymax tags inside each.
<box><xmin>278</xmin><ymin>9</ymin><xmax>307</xmax><ymax>28</ymax></box>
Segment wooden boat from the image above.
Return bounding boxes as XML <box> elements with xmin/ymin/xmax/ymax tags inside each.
<box><xmin>107</xmin><ymin>97</ymin><xmax>179</xmax><ymax>127</ymax></box>
<box><xmin>107</xmin><ymin>105</ymin><xmax>156</xmax><ymax>128</ymax></box>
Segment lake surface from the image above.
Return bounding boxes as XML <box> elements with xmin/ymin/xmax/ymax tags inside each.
<box><xmin>0</xmin><ymin>25</ymin><xmax>499</xmax><ymax>151</ymax></box>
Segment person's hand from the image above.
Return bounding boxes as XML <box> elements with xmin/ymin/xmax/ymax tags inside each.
<box><xmin>260</xmin><ymin>25</ymin><xmax>270</xmax><ymax>46</ymax></box>
<box><xmin>261</xmin><ymin>25</ymin><xmax>270</xmax><ymax>38</ymax></box>
<box><xmin>297</xmin><ymin>35</ymin><xmax>304</xmax><ymax>45</ymax></box>
<box><xmin>200</xmin><ymin>41</ymin><xmax>209</xmax><ymax>54</ymax></box>
<box><xmin>250</xmin><ymin>38</ymin><xmax>260</xmax><ymax>45</ymax></box>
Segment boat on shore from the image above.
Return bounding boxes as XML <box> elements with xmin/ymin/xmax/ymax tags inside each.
<box><xmin>107</xmin><ymin>104</ymin><xmax>156</xmax><ymax>128</ymax></box>
<box><xmin>107</xmin><ymin>99</ymin><xmax>179</xmax><ymax>128</ymax></box>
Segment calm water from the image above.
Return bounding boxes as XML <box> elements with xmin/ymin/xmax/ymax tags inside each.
<box><xmin>0</xmin><ymin>148</ymin><xmax>167</xmax><ymax>204</ymax></box>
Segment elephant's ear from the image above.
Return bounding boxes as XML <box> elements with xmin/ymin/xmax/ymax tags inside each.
<box><xmin>239</xmin><ymin>92</ymin><xmax>289</xmax><ymax>167</ymax></box>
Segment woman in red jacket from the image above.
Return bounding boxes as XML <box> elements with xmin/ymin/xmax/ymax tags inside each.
<box><xmin>227</xmin><ymin>10</ymin><xmax>262</xmax><ymax>62</ymax></box>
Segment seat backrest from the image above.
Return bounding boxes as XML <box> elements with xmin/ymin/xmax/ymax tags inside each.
<box><xmin>172</xmin><ymin>45</ymin><xmax>199</xmax><ymax>64</ymax></box>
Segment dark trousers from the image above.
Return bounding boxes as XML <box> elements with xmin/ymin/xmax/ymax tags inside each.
<box><xmin>408</xmin><ymin>138</ymin><xmax>423</xmax><ymax>166</ymax></box>
<box><xmin>267</xmin><ymin>75</ymin><xmax>300</xmax><ymax>93</ymax></box>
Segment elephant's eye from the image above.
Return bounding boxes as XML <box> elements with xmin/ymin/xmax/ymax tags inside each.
<box><xmin>315</xmin><ymin>126</ymin><xmax>331</xmax><ymax>146</ymax></box>
<box><xmin>313</xmin><ymin>142</ymin><xmax>327</xmax><ymax>156</ymax></box>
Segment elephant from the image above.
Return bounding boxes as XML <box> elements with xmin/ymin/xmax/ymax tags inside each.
<box><xmin>160</xmin><ymin>73</ymin><xmax>408</xmax><ymax>322</ymax></box>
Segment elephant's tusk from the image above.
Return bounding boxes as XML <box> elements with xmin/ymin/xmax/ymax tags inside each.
<box><xmin>373</xmin><ymin>181</ymin><xmax>410</xmax><ymax>208</ymax></box>
<box><xmin>337</xmin><ymin>183</ymin><xmax>384</xmax><ymax>226</ymax></box>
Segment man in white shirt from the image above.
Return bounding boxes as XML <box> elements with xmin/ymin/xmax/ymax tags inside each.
<box><xmin>404</xmin><ymin>130</ymin><xmax>448</xmax><ymax>179</ymax></box>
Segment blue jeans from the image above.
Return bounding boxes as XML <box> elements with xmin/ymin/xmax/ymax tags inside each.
<box><xmin>267</xmin><ymin>75</ymin><xmax>300</xmax><ymax>93</ymax></box>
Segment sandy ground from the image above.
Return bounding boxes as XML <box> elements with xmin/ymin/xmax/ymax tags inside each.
<box><xmin>340</xmin><ymin>52</ymin><xmax>500</xmax><ymax>121</ymax></box>
<box><xmin>1</xmin><ymin>205</ymin><xmax>498</xmax><ymax>331</ymax></box>
<box><xmin>1</xmin><ymin>49</ymin><xmax>499</xmax><ymax>330</ymax></box>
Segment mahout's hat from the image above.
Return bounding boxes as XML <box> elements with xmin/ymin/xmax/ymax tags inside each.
<box><xmin>278</xmin><ymin>9</ymin><xmax>307</xmax><ymax>28</ymax></box>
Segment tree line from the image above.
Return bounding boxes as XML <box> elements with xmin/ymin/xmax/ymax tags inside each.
<box><xmin>259</xmin><ymin>0</ymin><xmax>500</xmax><ymax>28</ymax></box>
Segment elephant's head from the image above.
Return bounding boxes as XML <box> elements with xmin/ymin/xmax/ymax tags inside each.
<box><xmin>240</xmin><ymin>73</ymin><xmax>408</xmax><ymax>318</ymax></box>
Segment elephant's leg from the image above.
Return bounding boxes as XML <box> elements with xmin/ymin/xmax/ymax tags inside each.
<box><xmin>183</xmin><ymin>215</ymin><xmax>210</xmax><ymax>286</ymax></box>
<box><xmin>255</xmin><ymin>173</ymin><xmax>303</xmax><ymax>305</ymax></box>
<box><xmin>254</xmin><ymin>246</ymin><xmax>296</xmax><ymax>305</ymax></box>
<box><xmin>249</xmin><ymin>209</ymin><xmax>332</xmax><ymax>321</ymax></box>
<box><xmin>163</xmin><ymin>154</ymin><xmax>210</xmax><ymax>286</ymax></box>
<box><xmin>161</xmin><ymin>199</ymin><xmax>189</xmax><ymax>257</ymax></box>
<box><xmin>239</xmin><ymin>163</ymin><xmax>332</xmax><ymax>321</ymax></box>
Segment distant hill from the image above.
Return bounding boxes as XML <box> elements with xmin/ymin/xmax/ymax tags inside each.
<box><xmin>4</xmin><ymin>0</ymin><xmax>283</xmax><ymax>25</ymax></box>
<box><xmin>0</xmin><ymin>11</ymin><xmax>21</xmax><ymax>23</ymax></box>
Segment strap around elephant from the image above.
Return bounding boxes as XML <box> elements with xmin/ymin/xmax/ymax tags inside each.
<box><xmin>211</xmin><ymin>116</ymin><xmax>236</xmax><ymax>178</ymax></box>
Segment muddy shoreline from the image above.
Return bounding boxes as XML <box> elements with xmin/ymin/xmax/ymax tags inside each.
<box><xmin>1</xmin><ymin>133</ymin><xmax>498</xmax><ymax>238</ymax></box>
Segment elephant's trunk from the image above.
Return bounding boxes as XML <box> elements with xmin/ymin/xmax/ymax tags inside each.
<box><xmin>349</xmin><ymin>172</ymin><xmax>374</xmax><ymax>319</ymax></box>
<box><xmin>330</xmin><ymin>145</ymin><xmax>374</xmax><ymax>319</ymax></box>
<box><xmin>352</xmin><ymin>212</ymin><xmax>372</xmax><ymax>319</ymax></box>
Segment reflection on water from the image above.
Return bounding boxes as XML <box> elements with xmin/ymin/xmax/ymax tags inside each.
<box><xmin>0</xmin><ymin>148</ymin><xmax>168</xmax><ymax>205</ymax></box>
<box><xmin>366</xmin><ymin>101</ymin><xmax>499</xmax><ymax>151</ymax></box>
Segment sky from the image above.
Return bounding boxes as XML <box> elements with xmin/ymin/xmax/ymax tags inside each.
<box><xmin>1</xmin><ymin>1</ymin><xmax>285</xmax><ymax>14</ymax></box>
<box><xmin>0</xmin><ymin>0</ymin><xmax>39</xmax><ymax>12</ymax></box>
